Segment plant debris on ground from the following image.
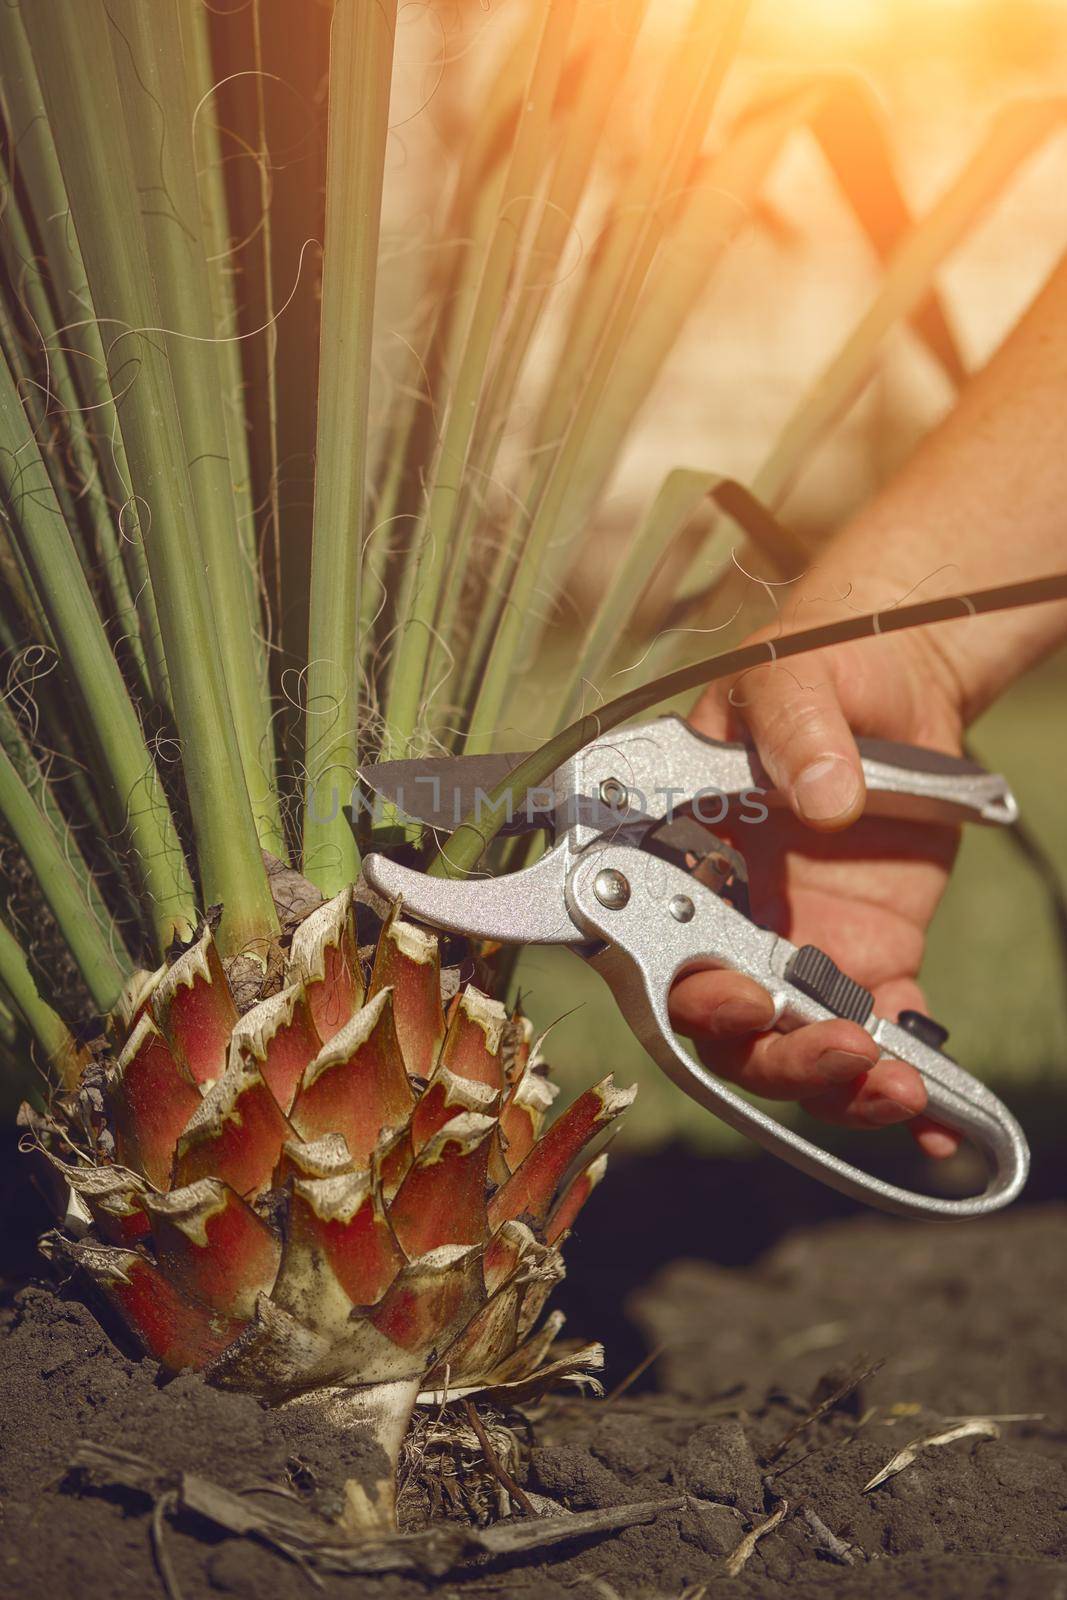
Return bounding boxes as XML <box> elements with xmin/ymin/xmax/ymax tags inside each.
<box><xmin>2</xmin><ymin>1200</ymin><xmax>1063</xmax><ymax>1600</ymax></box>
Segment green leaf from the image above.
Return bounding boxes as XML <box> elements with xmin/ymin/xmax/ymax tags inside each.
<box><xmin>20</xmin><ymin>0</ymin><xmax>279</xmax><ymax>954</ymax></box>
<box><xmin>381</xmin><ymin>2</ymin><xmax>576</xmax><ymax>757</ymax></box>
<box><xmin>187</xmin><ymin>1</ymin><xmax>260</xmax><ymax>583</ymax></box>
<box><xmin>0</xmin><ymin>911</ymin><xmax>82</xmax><ymax>1088</ymax></box>
<box><xmin>554</xmin><ymin>469</ymin><xmax>733</xmax><ymax>725</ymax></box>
<box><xmin>301</xmin><ymin>0</ymin><xmax>398</xmax><ymax>895</ymax></box>
<box><xmin>0</xmin><ymin>341</ymin><xmax>195</xmax><ymax>954</ymax></box>
<box><xmin>0</xmin><ymin>737</ymin><xmax>128</xmax><ymax>1013</ymax></box>
<box><xmin>461</xmin><ymin>0</ymin><xmax>750</xmax><ymax>754</ymax></box>
<box><xmin>0</xmin><ymin>2</ymin><xmax>169</xmax><ymax>704</ymax></box>
<box><xmin>481</xmin><ymin>69</ymin><xmax>974</xmax><ymax>699</ymax></box>
<box><xmin>425</xmin><ymin>1</ymin><xmax>649</xmax><ymax>717</ymax></box>
<box><xmin>0</xmin><ymin>689</ymin><xmax>132</xmax><ymax>962</ymax></box>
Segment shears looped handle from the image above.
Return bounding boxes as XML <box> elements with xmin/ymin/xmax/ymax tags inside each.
<box><xmin>567</xmin><ymin>844</ymin><xmax>1029</xmax><ymax>1220</ymax></box>
<box><xmin>362</xmin><ymin>719</ymin><xmax>1030</xmax><ymax>1222</ymax></box>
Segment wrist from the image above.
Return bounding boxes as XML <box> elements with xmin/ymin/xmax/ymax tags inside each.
<box><xmin>916</xmin><ymin>598</ymin><xmax>1067</xmax><ymax>725</ymax></box>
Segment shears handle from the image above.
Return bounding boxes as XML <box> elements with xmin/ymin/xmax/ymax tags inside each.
<box><xmin>568</xmin><ymin>844</ymin><xmax>1029</xmax><ymax>1220</ymax></box>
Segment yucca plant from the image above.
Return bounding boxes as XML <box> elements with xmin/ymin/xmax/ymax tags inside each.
<box><xmin>1</xmin><ymin>0</ymin><xmax>1063</xmax><ymax>1536</ymax></box>
<box><xmin>42</xmin><ymin>893</ymin><xmax>624</xmax><ymax>1531</ymax></box>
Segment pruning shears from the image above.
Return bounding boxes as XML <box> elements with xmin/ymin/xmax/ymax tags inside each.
<box><xmin>360</xmin><ymin>716</ymin><xmax>1029</xmax><ymax>1220</ymax></box>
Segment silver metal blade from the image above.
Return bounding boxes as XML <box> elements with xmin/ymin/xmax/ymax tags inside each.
<box><xmin>358</xmin><ymin>719</ymin><xmax>1018</xmax><ymax>835</ymax></box>
<box><xmin>363</xmin><ymin>843</ymin><xmax>584</xmax><ymax>944</ymax></box>
<box><xmin>356</xmin><ymin>751</ymin><xmax>544</xmax><ymax>834</ymax></box>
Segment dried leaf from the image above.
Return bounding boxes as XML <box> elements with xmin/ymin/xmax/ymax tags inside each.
<box><xmin>863</xmin><ymin>1419</ymin><xmax>1002</xmax><ymax>1492</ymax></box>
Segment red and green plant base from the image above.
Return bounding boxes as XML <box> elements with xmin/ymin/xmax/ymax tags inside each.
<box><xmin>29</xmin><ymin>874</ymin><xmax>631</xmax><ymax>1530</ymax></box>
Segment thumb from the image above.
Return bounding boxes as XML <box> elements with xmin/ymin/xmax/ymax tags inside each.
<box><xmin>731</xmin><ymin>654</ymin><xmax>865</xmax><ymax>830</ymax></box>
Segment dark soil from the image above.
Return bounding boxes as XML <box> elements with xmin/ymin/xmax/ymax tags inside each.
<box><xmin>1</xmin><ymin>1170</ymin><xmax>1064</xmax><ymax>1600</ymax></box>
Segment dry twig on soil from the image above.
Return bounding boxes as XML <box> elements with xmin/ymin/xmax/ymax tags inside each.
<box><xmin>71</xmin><ymin>1441</ymin><xmax>684</xmax><ymax>1578</ymax></box>
<box><xmin>797</xmin><ymin>1504</ymin><xmax>865</xmax><ymax>1565</ymax></box>
<box><xmin>603</xmin><ymin>1342</ymin><xmax>666</xmax><ymax>1406</ymax></box>
<box><xmin>723</xmin><ymin>1497</ymin><xmax>788</xmax><ymax>1577</ymax></box>
<box><xmin>464</xmin><ymin>1397</ymin><xmax>538</xmax><ymax>1517</ymax></box>
<box><xmin>763</xmin><ymin>1358</ymin><xmax>884</xmax><ymax>1465</ymax></box>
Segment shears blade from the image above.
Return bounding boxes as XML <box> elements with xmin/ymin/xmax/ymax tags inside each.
<box><xmin>357</xmin><ymin>751</ymin><xmax>545</xmax><ymax>834</ymax></box>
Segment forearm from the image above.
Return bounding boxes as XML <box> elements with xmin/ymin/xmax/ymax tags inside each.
<box><xmin>797</xmin><ymin>251</ymin><xmax>1067</xmax><ymax>722</ymax></box>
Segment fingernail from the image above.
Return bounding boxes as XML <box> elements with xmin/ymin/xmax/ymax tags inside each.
<box><xmin>714</xmin><ymin>995</ymin><xmax>776</xmax><ymax>1032</ymax></box>
<box><xmin>816</xmin><ymin>1048</ymin><xmax>875</xmax><ymax>1082</ymax></box>
<box><xmin>864</xmin><ymin>1093</ymin><xmax>916</xmax><ymax>1126</ymax></box>
<box><xmin>792</xmin><ymin>755</ymin><xmax>862</xmax><ymax>824</ymax></box>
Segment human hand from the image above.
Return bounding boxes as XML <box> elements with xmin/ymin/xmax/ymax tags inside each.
<box><xmin>672</xmin><ymin>618</ymin><xmax>967</xmax><ymax>1158</ymax></box>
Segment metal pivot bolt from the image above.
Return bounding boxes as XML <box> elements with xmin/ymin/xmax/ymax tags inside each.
<box><xmin>599</xmin><ymin>777</ymin><xmax>629</xmax><ymax>810</ymax></box>
<box><xmin>594</xmin><ymin>868</ymin><xmax>631</xmax><ymax>910</ymax></box>
<box><xmin>669</xmin><ymin>894</ymin><xmax>695</xmax><ymax>923</ymax></box>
